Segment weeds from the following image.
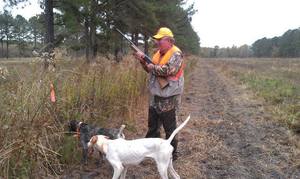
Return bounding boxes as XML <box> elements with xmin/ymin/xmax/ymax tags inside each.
<box><xmin>0</xmin><ymin>55</ymin><xmax>195</xmax><ymax>178</ymax></box>
<box><xmin>184</xmin><ymin>55</ymin><xmax>198</xmax><ymax>85</ymax></box>
<box><xmin>239</xmin><ymin>75</ymin><xmax>296</xmax><ymax>104</ymax></box>
<box><xmin>0</xmin><ymin>55</ymin><xmax>197</xmax><ymax>177</ymax></box>
<box><xmin>228</xmin><ymin>59</ymin><xmax>300</xmax><ymax>133</ymax></box>
<box><xmin>0</xmin><ymin>56</ymin><xmax>147</xmax><ymax>177</ymax></box>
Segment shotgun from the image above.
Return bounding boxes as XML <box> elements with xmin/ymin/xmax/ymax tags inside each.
<box><xmin>116</xmin><ymin>28</ymin><xmax>168</xmax><ymax>89</ymax></box>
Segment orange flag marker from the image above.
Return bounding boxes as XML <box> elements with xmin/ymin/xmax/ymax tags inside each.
<box><xmin>50</xmin><ymin>83</ymin><xmax>56</xmax><ymax>103</ymax></box>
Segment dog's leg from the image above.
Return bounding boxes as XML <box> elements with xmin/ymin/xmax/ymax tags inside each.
<box><xmin>155</xmin><ymin>149</ymin><xmax>173</xmax><ymax>179</ymax></box>
<box><xmin>81</xmin><ymin>140</ymin><xmax>88</xmax><ymax>165</ymax></box>
<box><xmin>155</xmin><ymin>156</ymin><xmax>169</xmax><ymax>179</ymax></box>
<box><xmin>110</xmin><ymin>160</ymin><xmax>124</xmax><ymax>179</ymax></box>
<box><xmin>120</xmin><ymin>166</ymin><xmax>128</xmax><ymax>179</ymax></box>
<box><xmin>157</xmin><ymin>162</ymin><xmax>169</xmax><ymax>179</ymax></box>
<box><xmin>168</xmin><ymin>159</ymin><xmax>180</xmax><ymax>179</ymax></box>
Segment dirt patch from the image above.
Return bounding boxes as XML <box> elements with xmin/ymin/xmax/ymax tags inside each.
<box><xmin>63</xmin><ymin>59</ymin><xmax>300</xmax><ymax>179</ymax></box>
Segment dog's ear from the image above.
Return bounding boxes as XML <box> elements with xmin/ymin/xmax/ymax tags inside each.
<box><xmin>68</xmin><ymin>120</ymin><xmax>78</xmax><ymax>132</ymax></box>
<box><xmin>90</xmin><ymin>135</ymin><xmax>98</xmax><ymax>144</ymax></box>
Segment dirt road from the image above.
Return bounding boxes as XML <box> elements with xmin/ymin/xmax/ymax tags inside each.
<box><xmin>66</xmin><ymin>59</ymin><xmax>300</xmax><ymax>179</ymax></box>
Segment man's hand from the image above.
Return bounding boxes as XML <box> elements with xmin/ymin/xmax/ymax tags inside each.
<box><xmin>134</xmin><ymin>51</ymin><xmax>153</xmax><ymax>73</ymax></box>
<box><xmin>147</xmin><ymin>63</ymin><xmax>155</xmax><ymax>72</ymax></box>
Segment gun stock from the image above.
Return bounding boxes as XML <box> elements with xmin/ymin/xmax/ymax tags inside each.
<box><xmin>157</xmin><ymin>77</ymin><xmax>169</xmax><ymax>89</ymax></box>
<box><xmin>116</xmin><ymin>28</ymin><xmax>169</xmax><ymax>89</ymax></box>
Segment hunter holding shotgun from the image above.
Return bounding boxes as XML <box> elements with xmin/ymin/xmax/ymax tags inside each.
<box><xmin>131</xmin><ymin>27</ymin><xmax>184</xmax><ymax>160</ymax></box>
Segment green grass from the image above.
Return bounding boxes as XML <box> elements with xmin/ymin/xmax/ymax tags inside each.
<box><xmin>220</xmin><ymin>58</ymin><xmax>300</xmax><ymax>133</ymax></box>
<box><xmin>233</xmin><ymin>71</ymin><xmax>300</xmax><ymax>132</ymax></box>
<box><xmin>239</xmin><ymin>75</ymin><xmax>297</xmax><ymax>104</ymax></box>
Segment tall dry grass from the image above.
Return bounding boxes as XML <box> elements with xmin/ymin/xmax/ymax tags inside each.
<box><xmin>0</xmin><ymin>56</ymin><xmax>148</xmax><ymax>178</ymax></box>
<box><xmin>0</xmin><ymin>55</ymin><xmax>198</xmax><ymax>178</ymax></box>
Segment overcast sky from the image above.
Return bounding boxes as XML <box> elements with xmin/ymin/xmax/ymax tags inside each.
<box><xmin>1</xmin><ymin>0</ymin><xmax>300</xmax><ymax>48</ymax></box>
<box><xmin>191</xmin><ymin>0</ymin><xmax>300</xmax><ymax>47</ymax></box>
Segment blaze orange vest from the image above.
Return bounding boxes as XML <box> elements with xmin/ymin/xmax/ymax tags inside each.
<box><xmin>152</xmin><ymin>45</ymin><xmax>184</xmax><ymax>81</ymax></box>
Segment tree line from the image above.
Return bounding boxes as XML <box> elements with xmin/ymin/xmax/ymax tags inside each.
<box><xmin>201</xmin><ymin>28</ymin><xmax>300</xmax><ymax>58</ymax></box>
<box><xmin>200</xmin><ymin>45</ymin><xmax>252</xmax><ymax>58</ymax></box>
<box><xmin>252</xmin><ymin>28</ymin><xmax>300</xmax><ymax>57</ymax></box>
<box><xmin>1</xmin><ymin>0</ymin><xmax>200</xmax><ymax>60</ymax></box>
<box><xmin>0</xmin><ymin>10</ymin><xmax>44</xmax><ymax>58</ymax></box>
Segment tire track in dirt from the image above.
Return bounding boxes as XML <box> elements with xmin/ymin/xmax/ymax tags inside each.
<box><xmin>64</xmin><ymin>59</ymin><xmax>299</xmax><ymax>179</ymax></box>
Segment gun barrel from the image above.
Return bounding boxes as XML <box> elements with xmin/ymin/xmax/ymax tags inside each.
<box><xmin>116</xmin><ymin>28</ymin><xmax>153</xmax><ymax>64</ymax></box>
<box><xmin>115</xmin><ymin>28</ymin><xmax>168</xmax><ymax>89</ymax></box>
<box><xmin>116</xmin><ymin>28</ymin><xmax>137</xmax><ymax>48</ymax></box>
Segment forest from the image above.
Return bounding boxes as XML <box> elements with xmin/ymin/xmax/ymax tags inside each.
<box><xmin>0</xmin><ymin>0</ymin><xmax>200</xmax><ymax>60</ymax></box>
<box><xmin>201</xmin><ymin>28</ymin><xmax>300</xmax><ymax>58</ymax></box>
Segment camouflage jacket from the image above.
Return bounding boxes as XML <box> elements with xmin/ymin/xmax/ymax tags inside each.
<box><xmin>147</xmin><ymin>51</ymin><xmax>184</xmax><ymax>112</ymax></box>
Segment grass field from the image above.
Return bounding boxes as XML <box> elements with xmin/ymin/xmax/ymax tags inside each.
<box><xmin>0</xmin><ymin>56</ymin><xmax>298</xmax><ymax>177</ymax></box>
<box><xmin>211</xmin><ymin>58</ymin><xmax>300</xmax><ymax>132</ymax></box>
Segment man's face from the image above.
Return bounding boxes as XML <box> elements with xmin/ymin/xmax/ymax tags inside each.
<box><xmin>155</xmin><ymin>37</ymin><xmax>172</xmax><ymax>53</ymax></box>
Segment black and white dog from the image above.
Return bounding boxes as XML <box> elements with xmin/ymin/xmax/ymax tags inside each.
<box><xmin>68</xmin><ymin>120</ymin><xmax>125</xmax><ymax>165</ymax></box>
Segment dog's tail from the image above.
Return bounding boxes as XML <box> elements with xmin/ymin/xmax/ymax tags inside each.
<box><xmin>167</xmin><ymin>115</ymin><xmax>191</xmax><ymax>144</ymax></box>
<box><xmin>117</xmin><ymin>124</ymin><xmax>126</xmax><ymax>138</ymax></box>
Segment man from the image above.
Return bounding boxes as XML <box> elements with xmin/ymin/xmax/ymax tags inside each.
<box><xmin>134</xmin><ymin>27</ymin><xmax>184</xmax><ymax>160</ymax></box>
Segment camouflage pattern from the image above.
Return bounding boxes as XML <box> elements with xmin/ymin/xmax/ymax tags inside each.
<box><xmin>147</xmin><ymin>51</ymin><xmax>184</xmax><ymax>113</ymax></box>
<box><xmin>149</xmin><ymin>51</ymin><xmax>184</xmax><ymax>98</ymax></box>
<box><xmin>149</xmin><ymin>94</ymin><xmax>181</xmax><ymax>114</ymax></box>
<box><xmin>152</xmin><ymin>51</ymin><xmax>183</xmax><ymax>77</ymax></box>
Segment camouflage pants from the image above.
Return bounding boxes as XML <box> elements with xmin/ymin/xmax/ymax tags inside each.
<box><xmin>149</xmin><ymin>95</ymin><xmax>181</xmax><ymax>114</ymax></box>
<box><xmin>146</xmin><ymin>95</ymin><xmax>182</xmax><ymax>154</ymax></box>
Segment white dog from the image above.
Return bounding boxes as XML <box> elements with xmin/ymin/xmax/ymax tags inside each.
<box><xmin>88</xmin><ymin>115</ymin><xmax>191</xmax><ymax>179</ymax></box>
